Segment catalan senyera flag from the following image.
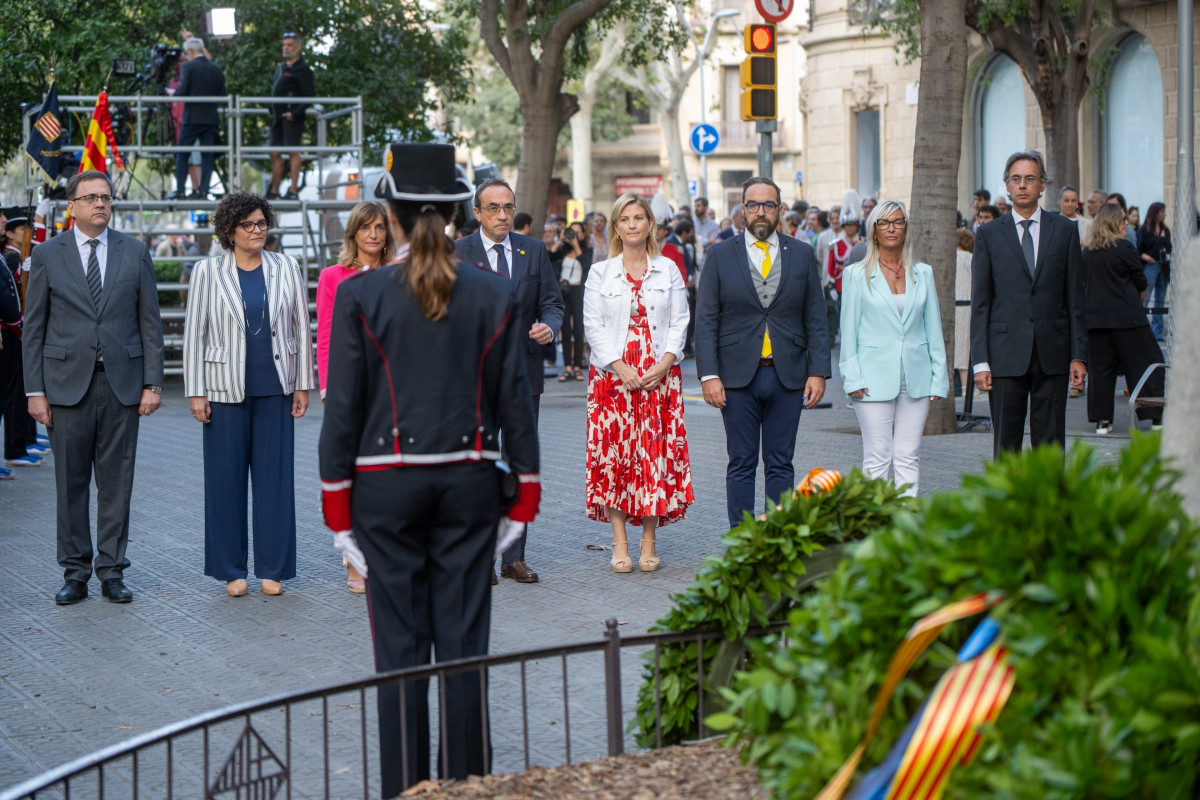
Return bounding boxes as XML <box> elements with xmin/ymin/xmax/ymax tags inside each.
<box><xmin>818</xmin><ymin>593</ymin><xmax>1015</xmax><ymax>800</ymax></box>
<box><xmin>80</xmin><ymin>91</ymin><xmax>124</xmax><ymax>175</ymax></box>
<box><xmin>23</xmin><ymin>78</ymin><xmax>63</xmax><ymax>185</ymax></box>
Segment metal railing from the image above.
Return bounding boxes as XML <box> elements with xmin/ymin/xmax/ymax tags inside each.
<box><xmin>22</xmin><ymin>94</ymin><xmax>364</xmax><ymax>201</ymax></box>
<box><xmin>0</xmin><ymin>619</ymin><xmax>784</xmax><ymax>800</ymax></box>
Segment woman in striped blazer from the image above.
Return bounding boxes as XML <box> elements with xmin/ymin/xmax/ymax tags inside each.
<box><xmin>183</xmin><ymin>193</ymin><xmax>315</xmax><ymax>597</ymax></box>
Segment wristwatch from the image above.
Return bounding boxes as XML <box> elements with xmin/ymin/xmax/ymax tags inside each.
<box><xmin>144</xmin><ymin>384</ymin><xmax>163</xmax><ymax>395</ymax></box>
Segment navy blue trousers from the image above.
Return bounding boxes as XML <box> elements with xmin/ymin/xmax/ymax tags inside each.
<box><xmin>203</xmin><ymin>394</ymin><xmax>296</xmax><ymax>581</ymax></box>
<box><xmin>720</xmin><ymin>365</ymin><xmax>805</xmax><ymax>528</ymax></box>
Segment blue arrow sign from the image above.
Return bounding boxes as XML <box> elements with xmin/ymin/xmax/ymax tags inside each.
<box><xmin>690</xmin><ymin>123</ymin><xmax>720</xmax><ymax>155</ymax></box>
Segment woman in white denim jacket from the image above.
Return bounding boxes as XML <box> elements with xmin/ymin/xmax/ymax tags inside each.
<box><xmin>583</xmin><ymin>193</ymin><xmax>694</xmax><ymax>575</ymax></box>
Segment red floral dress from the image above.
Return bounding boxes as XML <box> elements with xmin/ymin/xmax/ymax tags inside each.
<box><xmin>586</xmin><ymin>276</ymin><xmax>694</xmax><ymax>526</ymax></box>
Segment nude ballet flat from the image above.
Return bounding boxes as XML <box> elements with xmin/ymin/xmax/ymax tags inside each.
<box><xmin>261</xmin><ymin>579</ymin><xmax>283</xmax><ymax>596</ymax></box>
<box><xmin>226</xmin><ymin>579</ymin><xmax>248</xmax><ymax>597</ymax></box>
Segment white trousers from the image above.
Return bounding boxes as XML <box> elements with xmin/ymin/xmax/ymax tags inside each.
<box><xmin>852</xmin><ymin>382</ymin><xmax>931</xmax><ymax>497</ymax></box>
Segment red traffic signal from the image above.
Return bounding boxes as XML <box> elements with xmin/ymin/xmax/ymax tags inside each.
<box><xmin>744</xmin><ymin>23</ymin><xmax>776</xmax><ymax>55</ymax></box>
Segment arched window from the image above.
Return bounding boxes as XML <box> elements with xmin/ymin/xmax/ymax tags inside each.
<box><xmin>974</xmin><ymin>55</ymin><xmax>1026</xmax><ymax>204</ymax></box>
<box><xmin>1102</xmin><ymin>34</ymin><xmax>1163</xmax><ymax>213</ymax></box>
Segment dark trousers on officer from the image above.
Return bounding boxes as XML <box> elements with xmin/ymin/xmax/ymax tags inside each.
<box><xmin>353</xmin><ymin>462</ymin><xmax>501</xmax><ymax>796</ymax></box>
<box><xmin>1</xmin><ymin>329</ymin><xmax>37</xmax><ymax>460</ymax></box>
<box><xmin>175</xmin><ymin>123</ymin><xmax>218</xmax><ymax>197</ymax></box>
<box><xmin>50</xmin><ymin>368</ymin><xmax>140</xmax><ymax>581</ymax></box>
<box><xmin>990</xmin><ymin>352</ymin><xmax>1068</xmax><ymax>456</ymax></box>
<box><xmin>202</xmin><ymin>395</ymin><xmax>296</xmax><ymax>581</ymax></box>
<box><xmin>720</xmin><ymin>364</ymin><xmax>805</xmax><ymax>528</ymax></box>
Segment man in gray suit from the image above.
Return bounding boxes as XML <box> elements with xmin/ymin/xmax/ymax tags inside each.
<box><xmin>24</xmin><ymin>170</ymin><xmax>165</xmax><ymax>605</ymax></box>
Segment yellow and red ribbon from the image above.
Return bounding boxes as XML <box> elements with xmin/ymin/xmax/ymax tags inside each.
<box><xmin>817</xmin><ymin>592</ymin><xmax>1011</xmax><ymax>800</ymax></box>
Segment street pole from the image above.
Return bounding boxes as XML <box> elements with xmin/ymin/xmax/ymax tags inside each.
<box><xmin>1176</xmin><ymin>0</ymin><xmax>1195</xmax><ymax>247</ymax></box>
<box><xmin>757</xmin><ymin>119</ymin><xmax>776</xmax><ymax>179</ymax></box>
<box><xmin>699</xmin><ymin>63</ymin><xmax>708</xmax><ymax>199</ymax></box>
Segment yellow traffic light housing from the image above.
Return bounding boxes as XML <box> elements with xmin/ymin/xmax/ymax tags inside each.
<box><xmin>740</xmin><ymin>23</ymin><xmax>777</xmax><ymax>121</ymax></box>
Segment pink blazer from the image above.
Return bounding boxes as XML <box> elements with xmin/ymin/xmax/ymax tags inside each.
<box><xmin>315</xmin><ymin>263</ymin><xmax>360</xmax><ymax>398</ymax></box>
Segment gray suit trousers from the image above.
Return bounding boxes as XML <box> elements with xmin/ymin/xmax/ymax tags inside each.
<box><xmin>51</xmin><ymin>369</ymin><xmax>140</xmax><ymax>582</ymax></box>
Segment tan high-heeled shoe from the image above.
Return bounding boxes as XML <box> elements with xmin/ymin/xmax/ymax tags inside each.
<box><xmin>611</xmin><ymin>541</ymin><xmax>633</xmax><ymax>573</ymax></box>
<box><xmin>226</xmin><ymin>579</ymin><xmax>247</xmax><ymax>597</ymax></box>
<box><xmin>639</xmin><ymin>535</ymin><xmax>660</xmax><ymax>572</ymax></box>
<box><xmin>261</xmin><ymin>579</ymin><xmax>283</xmax><ymax>596</ymax></box>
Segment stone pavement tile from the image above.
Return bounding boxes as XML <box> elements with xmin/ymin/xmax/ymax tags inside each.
<box><xmin>0</xmin><ymin>360</ymin><xmax>1133</xmax><ymax>791</ymax></box>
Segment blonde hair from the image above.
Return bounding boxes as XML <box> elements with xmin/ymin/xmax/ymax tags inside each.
<box><xmin>339</xmin><ymin>202</ymin><xmax>397</xmax><ymax>268</ymax></box>
<box><xmin>861</xmin><ymin>200</ymin><xmax>915</xmax><ymax>288</ymax></box>
<box><xmin>1085</xmin><ymin>204</ymin><xmax>1129</xmax><ymax>251</ymax></box>
<box><xmin>608</xmin><ymin>193</ymin><xmax>660</xmax><ymax>259</ymax></box>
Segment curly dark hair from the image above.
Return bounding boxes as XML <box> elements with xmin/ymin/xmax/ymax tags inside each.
<box><xmin>212</xmin><ymin>192</ymin><xmax>276</xmax><ymax>251</ymax></box>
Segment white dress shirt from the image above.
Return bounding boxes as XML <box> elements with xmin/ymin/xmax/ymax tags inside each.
<box><xmin>480</xmin><ymin>232</ymin><xmax>513</xmax><ymax>278</ymax></box>
<box><xmin>74</xmin><ymin>226</ymin><xmax>110</xmax><ymax>284</ymax></box>
<box><xmin>974</xmin><ymin>206</ymin><xmax>1042</xmax><ymax>375</ymax></box>
<box><xmin>1011</xmin><ymin>206</ymin><xmax>1041</xmax><ymax>265</ymax></box>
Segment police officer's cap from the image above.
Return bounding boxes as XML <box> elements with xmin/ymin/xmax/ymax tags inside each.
<box><xmin>374</xmin><ymin>143</ymin><xmax>473</xmax><ymax>204</ymax></box>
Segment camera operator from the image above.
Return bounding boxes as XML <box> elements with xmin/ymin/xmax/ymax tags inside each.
<box><xmin>167</xmin><ymin>37</ymin><xmax>225</xmax><ymax>201</ymax></box>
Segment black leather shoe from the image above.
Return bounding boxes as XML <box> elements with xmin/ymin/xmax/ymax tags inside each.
<box><xmin>101</xmin><ymin>578</ymin><xmax>133</xmax><ymax>603</ymax></box>
<box><xmin>55</xmin><ymin>579</ymin><xmax>88</xmax><ymax>605</ymax></box>
<box><xmin>163</xmin><ymin>190</ymin><xmax>185</xmax><ymax>201</ymax></box>
<box><xmin>187</xmin><ymin>190</ymin><xmax>207</xmax><ymax>200</ymax></box>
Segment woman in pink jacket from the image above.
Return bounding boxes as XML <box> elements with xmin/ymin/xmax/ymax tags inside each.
<box><xmin>315</xmin><ymin>200</ymin><xmax>397</xmax><ymax>592</ymax></box>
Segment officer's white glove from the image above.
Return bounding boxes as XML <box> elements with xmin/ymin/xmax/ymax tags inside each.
<box><xmin>333</xmin><ymin>530</ymin><xmax>368</xmax><ymax>578</ymax></box>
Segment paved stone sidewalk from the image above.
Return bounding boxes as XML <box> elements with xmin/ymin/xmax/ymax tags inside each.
<box><xmin>0</xmin><ymin>361</ymin><xmax>1128</xmax><ymax>794</ymax></box>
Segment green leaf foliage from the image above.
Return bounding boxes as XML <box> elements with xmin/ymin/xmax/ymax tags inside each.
<box><xmin>1</xmin><ymin>0</ymin><xmax>469</xmax><ymax>166</ymax></box>
<box><xmin>714</xmin><ymin>435</ymin><xmax>1200</xmax><ymax>799</ymax></box>
<box><xmin>633</xmin><ymin>470</ymin><xmax>911</xmax><ymax>748</ymax></box>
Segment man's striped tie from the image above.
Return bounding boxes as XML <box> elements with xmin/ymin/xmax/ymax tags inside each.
<box><xmin>85</xmin><ymin>239</ymin><xmax>102</xmax><ymax>310</ymax></box>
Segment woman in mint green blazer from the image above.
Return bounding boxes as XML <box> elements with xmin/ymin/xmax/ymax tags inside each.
<box><xmin>839</xmin><ymin>200</ymin><xmax>948</xmax><ymax>496</ymax></box>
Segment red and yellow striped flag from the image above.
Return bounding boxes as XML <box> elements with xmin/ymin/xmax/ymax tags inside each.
<box><xmin>80</xmin><ymin>91</ymin><xmax>123</xmax><ymax>174</ymax></box>
<box><xmin>817</xmin><ymin>592</ymin><xmax>1007</xmax><ymax>800</ymax></box>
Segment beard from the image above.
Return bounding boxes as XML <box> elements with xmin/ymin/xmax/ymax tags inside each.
<box><xmin>749</xmin><ymin>218</ymin><xmax>775</xmax><ymax>241</ymax></box>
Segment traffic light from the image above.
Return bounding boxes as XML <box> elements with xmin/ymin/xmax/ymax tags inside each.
<box><xmin>740</xmin><ymin>23</ymin><xmax>777</xmax><ymax>121</ymax></box>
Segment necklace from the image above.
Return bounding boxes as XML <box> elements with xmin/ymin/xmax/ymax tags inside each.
<box><xmin>880</xmin><ymin>261</ymin><xmax>904</xmax><ymax>277</ymax></box>
<box><xmin>241</xmin><ymin>269</ymin><xmax>268</xmax><ymax>335</ymax></box>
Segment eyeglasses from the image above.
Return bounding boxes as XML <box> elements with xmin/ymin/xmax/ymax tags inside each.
<box><xmin>1005</xmin><ymin>174</ymin><xmax>1043</xmax><ymax>187</ymax></box>
<box><xmin>876</xmin><ymin>218</ymin><xmax>907</xmax><ymax>231</ymax></box>
<box><xmin>72</xmin><ymin>194</ymin><xmax>114</xmax><ymax>206</ymax></box>
<box><xmin>479</xmin><ymin>204</ymin><xmax>516</xmax><ymax>216</ymax></box>
<box><xmin>238</xmin><ymin>219</ymin><xmax>270</xmax><ymax>233</ymax></box>
<box><xmin>744</xmin><ymin>201</ymin><xmax>779</xmax><ymax>215</ymax></box>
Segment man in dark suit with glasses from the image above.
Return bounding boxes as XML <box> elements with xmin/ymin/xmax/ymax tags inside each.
<box><xmin>971</xmin><ymin>150</ymin><xmax>1087</xmax><ymax>456</ymax></box>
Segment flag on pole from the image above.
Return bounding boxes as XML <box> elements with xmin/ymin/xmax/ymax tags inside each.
<box><xmin>23</xmin><ymin>78</ymin><xmax>64</xmax><ymax>185</ymax></box>
<box><xmin>79</xmin><ymin>91</ymin><xmax>124</xmax><ymax>175</ymax></box>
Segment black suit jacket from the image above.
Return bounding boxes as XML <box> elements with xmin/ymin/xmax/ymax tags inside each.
<box><xmin>175</xmin><ymin>56</ymin><xmax>226</xmax><ymax>127</ymax></box>
<box><xmin>694</xmin><ymin>233</ymin><xmax>831</xmax><ymax>391</ymax></box>
<box><xmin>1083</xmin><ymin>239</ymin><xmax>1149</xmax><ymax>330</ymax></box>
<box><xmin>970</xmin><ymin>209</ymin><xmax>1087</xmax><ymax>377</ymax></box>
<box><xmin>318</xmin><ymin>261</ymin><xmax>539</xmax><ymax>482</ymax></box>
<box><xmin>454</xmin><ymin>232</ymin><xmax>564</xmax><ymax>396</ymax></box>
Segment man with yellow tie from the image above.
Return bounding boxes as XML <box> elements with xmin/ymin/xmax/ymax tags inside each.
<box><xmin>695</xmin><ymin>177</ymin><xmax>831</xmax><ymax>527</ymax></box>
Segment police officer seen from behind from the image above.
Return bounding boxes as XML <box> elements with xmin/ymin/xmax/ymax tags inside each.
<box><xmin>319</xmin><ymin>143</ymin><xmax>541</xmax><ymax>796</ymax></box>
<box><xmin>266</xmin><ymin>32</ymin><xmax>314</xmax><ymax>201</ymax></box>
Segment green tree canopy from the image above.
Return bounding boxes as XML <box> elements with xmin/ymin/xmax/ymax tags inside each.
<box><xmin>1</xmin><ymin>0</ymin><xmax>469</xmax><ymax>165</ymax></box>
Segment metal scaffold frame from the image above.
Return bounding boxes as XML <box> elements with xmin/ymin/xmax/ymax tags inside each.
<box><xmin>20</xmin><ymin>94</ymin><xmax>368</xmax><ymax>376</ymax></box>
